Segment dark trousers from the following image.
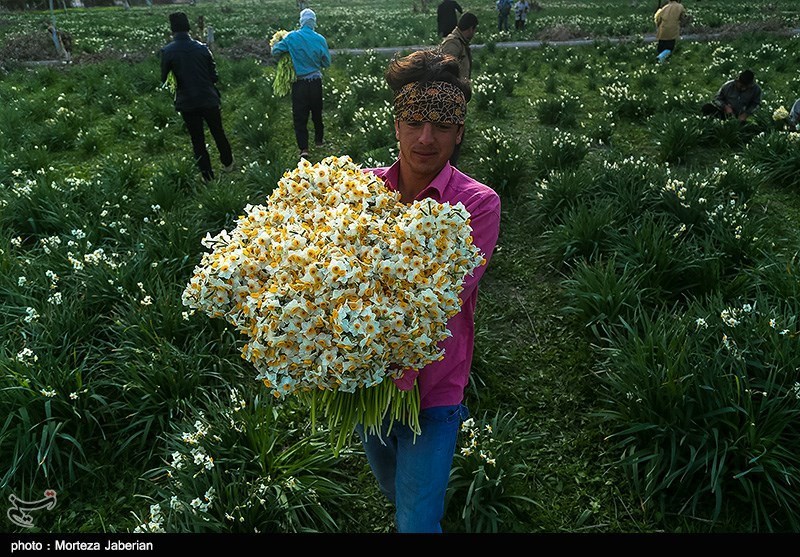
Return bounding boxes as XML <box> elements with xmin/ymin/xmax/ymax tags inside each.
<box><xmin>291</xmin><ymin>77</ymin><xmax>324</xmax><ymax>151</ymax></box>
<box><xmin>701</xmin><ymin>103</ymin><xmax>728</xmax><ymax>120</ymax></box>
<box><xmin>515</xmin><ymin>19</ymin><xmax>525</xmax><ymax>30</ymax></box>
<box><xmin>180</xmin><ymin>106</ymin><xmax>233</xmax><ymax>182</ymax></box>
<box><xmin>657</xmin><ymin>39</ymin><xmax>675</xmax><ymax>54</ymax></box>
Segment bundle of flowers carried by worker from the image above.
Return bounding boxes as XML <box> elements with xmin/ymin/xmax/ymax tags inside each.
<box><xmin>269</xmin><ymin>29</ymin><xmax>295</xmax><ymax>97</ymax></box>
<box><xmin>182</xmin><ymin>155</ymin><xmax>486</xmax><ymax>453</ymax></box>
<box><xmin>162</xmin><ymin>71</ymin><xmax>177</xmax><ymax>95</ymax></box>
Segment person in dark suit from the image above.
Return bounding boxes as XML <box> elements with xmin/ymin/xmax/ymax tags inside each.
<box><xmin>160</xmin><ymin>12</ymin><xmax>233</xmax><ymax>182</ymax></box>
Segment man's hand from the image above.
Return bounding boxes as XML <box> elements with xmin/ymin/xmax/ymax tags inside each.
<box><xmin>738</xmin><ymin>113</ymin><xmax>748</xmax><ymax>122</ymax></box>
<box><xmin>724</xmin><ymin>105</ymin><xmax>734</xmax><ymax>115</ymax></box>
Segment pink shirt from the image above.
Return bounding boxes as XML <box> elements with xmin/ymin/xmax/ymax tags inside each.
<box><xmin>367</xmin><ymin>161</ymin><xmax>501</xmax><ymax>409</ymax></box>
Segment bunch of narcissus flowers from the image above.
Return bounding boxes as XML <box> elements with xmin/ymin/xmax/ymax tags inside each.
<box><xmin>183</xmin><ymin>155</ymin><xmax>485</xmax><ymax>450</ymax></box>
<box><xmin>269</xmin><ymin>29</ymin><xmax>295</xmax><ymax>97</ymax></box>
<box><xmin>773</xmin><ymin>106</ymin><xmax>789</xmax><ymax>121</ymax></box>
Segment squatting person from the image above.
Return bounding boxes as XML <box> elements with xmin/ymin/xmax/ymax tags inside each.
<box><xmin>357</xmin><ymin>49</ymin><xmax>501</xmax><ymax>534</ymax></box>
<box><xmin>702</xmin><ymin>69</ymin><xmax>762</xmax><ymax>122</ymax></box>
<box><xmin>160</xmin><ymin>12</ymin><xmax>233</xmax><ymax>182</ymax></box>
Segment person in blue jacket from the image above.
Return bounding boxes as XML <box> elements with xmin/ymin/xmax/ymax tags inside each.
<box><xmin>271</xmin><ymin>9</ymin><xmax>332</xmax><ymax>159</ymax></box>
<box><xmin>160</xmin><ymin>12</ymin><xmax>233</xmax><ymax>182</ymax></box>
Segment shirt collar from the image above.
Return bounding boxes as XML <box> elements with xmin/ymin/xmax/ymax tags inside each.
<box><xmin>382</xmin><ymin>159</ymin><xmax>452</xmax><ymax>202</ymax></box>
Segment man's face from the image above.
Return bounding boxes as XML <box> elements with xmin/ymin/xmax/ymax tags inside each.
<box><xmin>395</xmin><ymin>119</ymin><xmax>464</xmax><ymax>178</ymax></box>
<box><xmin>463</xmin><ymin>26</ymin><xmax>477</xmax><ymax>41</ymax></box>
<box><xmin>735</xmin><ymin>80</ymin><xmax>753</xmax><ymax>92</ymax></box>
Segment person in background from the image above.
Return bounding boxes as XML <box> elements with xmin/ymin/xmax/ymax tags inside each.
<box><xmin>496</xmin><ymin>0</ymin><xmax>512</xmax><ymax>32</ymax></box>
<box><xmin>358</xmin><ymin>49</ymin><xmax>501</xmax><ymax>534</ymax></box>
<box><xmin>160</xmin><ymin>12</ymin><xmax>233</xmax><ymax>182</ymax></box>
<box><xmin>271</xmin><ymin>8</ymin><xmax>331</xmax><ymax>159</ymax></box>
<box><xmin>654</xmin><ymin>0</ymin><xmax>688</xmax><ymax>62</ymax></box>
<box><xmin>702</xmin><ymin>70</ymin><xmax>762</xmax><ymax>122</ymax></box>
<box><xmin>440</xmin><ymin>12</ymin><xmax>477</xmax><ymax>166</ymax></box>
<box><xmin>440</xmin><ymin>11</ymin><xmax>477</xmax><ymax>81</ymax></box>
<box><xmin>788</xmin><ymin>98</ymin><xmax>800</xmax><ymax>129</ymax></box>
<box><xmin>513</xmin><ymin>0</ymin><xmax>531</xmax><ymax>31</ymax></box>
<box><xmin>436</xmin><ymin>0</ymin><xmax>463</xmax><ymax>37</ymax></box>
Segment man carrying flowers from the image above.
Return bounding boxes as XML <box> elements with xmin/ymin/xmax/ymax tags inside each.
<box><xmin>160</xmin><ymin>12</ymin><xmax>234</xmax><ymax>182</ymax></box>
<box><xmin>357</xmin><ymin>49</ymin><xmax>501</xmax><ymax>533</ymax></box>
<box><xmin>270</xmin><ymin>8</ymin><xmax>331</xmax><ymax>159</ymax></box>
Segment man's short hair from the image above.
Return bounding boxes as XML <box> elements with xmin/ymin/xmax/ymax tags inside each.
<box><xmin>385</xmin><ymin>49</ymin><xmax>472</xmax><ymax>103</ymax></box>
<box><xmin>457</xmin><ymin>12</ymin><xmax>478</xmax><ymax>31</ymax></box>
<box><xmin>737</xmin><ymin>69</ymin><xmax>755</xmax><ymax>86</ymax></box>
<box><xmin>169</xmin><ymin>12</ymin><xmax>190</xmax><ymax>33</ymax></box>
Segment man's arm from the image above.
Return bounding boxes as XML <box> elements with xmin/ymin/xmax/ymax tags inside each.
<box><xmin>159</xmin><ymin>48</ymin><xmax>170</xmax><ymax>84</ymax></box>
<box><xmin>714</xmin><ymin>81</ymin><xmax>731</xmax><ymax>107</ymax></box>
<box><xmin>206</xmin><ymin>47</ymin><xmax>219</xmax><ymax>84</ymax></box>
<box><xmin>457</xmin><ymin>194</ymin><xmax>501</xmax><ymax>304</ymax></box>
<box><xmin>320</xmin><ymin>38</ymin><xmax>331</xmax><ymax>69</ymax></box>
<box><xmin>455</xmin><ymin>1</ymin><xmax>462</xmax><ymax>13</ymax></box>
<box><xmin>271</xmin><ymin>38</ymin><xmax>288</xmax><ymax>56</ymax></box>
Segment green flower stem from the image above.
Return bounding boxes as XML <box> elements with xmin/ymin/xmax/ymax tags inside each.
<box><xmin>302</xmin><ymin>380</ymin><xmax>421</xmax><ymax>456</ymax></box>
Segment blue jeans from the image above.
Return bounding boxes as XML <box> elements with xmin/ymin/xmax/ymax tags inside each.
<box><xmin>356</xmin><ymin>404</ymin><xmax>469</xmax><ymax>533</ymax></box>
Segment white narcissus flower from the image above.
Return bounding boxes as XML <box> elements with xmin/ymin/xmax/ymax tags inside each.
<box><xmin>182</xmin><ymin>155</ymin><xmax>485</xmax><ymax>399</ymax></box>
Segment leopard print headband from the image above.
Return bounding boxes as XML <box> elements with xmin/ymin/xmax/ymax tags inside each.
<box><xmin>394</xmin><ymin>81</ymin><xmax>467</xmax><ymax>125</ymax></box>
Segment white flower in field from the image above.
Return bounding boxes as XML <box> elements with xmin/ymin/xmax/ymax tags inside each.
<box><xmin>461</xmin><ymin>417</ymin><xmax>475</xmax><ymax>432</ymax></box>
<box><xmin>40</xmin><ymin>388</ymin><xmax>56</xmax><ymax>397</ymax></box>
<box><xmin>720</xmin><ymin>309</ymin><xmax>740</xmax><ymax>327</ymax></box>
<box><xmin>793</xmin><ymin>383</ymin><xmax>800</xmax><ymax>400</ymax></box>
<box><xmin>140</xmin><ymin>296</ymin><xmax>153</xmax><ymax>306</ymax></box>
<box><xmin>742</xmin><ymin>304</ymin><xmax>752</xmax><ymax>313</ymax></box>
<box><xmin>182</xmin><ymin>311</ymin><xmax>190</xmax><ymax>321</ymax></box>
<box><xmin>190</xmin><ymin>498</ymin><xmax>202</xmax><ymax>509</ymax></box>
<box><xmin>23</xmin><ymin>307</ymin><xmax>39</xmax><ymax>323</ymax></box>
<box><xmin>48</xmin><ymin>292</ymin><xmax>62</xmax><ymax>305</ymax></box>
<box><xmin>779</xmin><ymin>329</ymin><xmax>789</xmax><ymax>335</ymax></box>
<box><xmin>695</xmin><ymin>317</ymin><xmax>708</xmax><ymax>330</ymax></box>
<box><xmin>769</xmin><ymin>318</ymin><xmax>777</xmax><ymax>329</ymax></box>
<box><xmin>17</xmin><ymin>347</ymin><xmax>38</xmax><ymax>364</ymax></box>
<box><xmin>18</xmin><ymin>276</ymin><xmax>27</xmax><ymax>286</ymax></box>
<box><xmin>460</xmin><ymin>446</ymin><xmax>474</xmax><ymax>457</ymax></box>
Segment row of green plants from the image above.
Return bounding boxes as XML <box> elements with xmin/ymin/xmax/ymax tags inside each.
<box><xmin>1</xmin><ymin>0</ymin><xmax>799</xmax><ymax>57</ymax></box>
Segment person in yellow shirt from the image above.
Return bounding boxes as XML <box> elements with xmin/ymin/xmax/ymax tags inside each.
<box><xmin>655</xmin><ymin>0</ymin><xmax>688</xmax><ymax>60</ymax></box>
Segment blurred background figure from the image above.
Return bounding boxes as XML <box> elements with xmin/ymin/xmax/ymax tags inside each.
<box><xmin>701</xmin><ymin>69</ymin><xmax>762</xmax><ymax>123</ymax></box>
<box><xmin>160</xmin><ymin>12</ymin><xmax>233</xmax><ymax>182</ymax></box>
<box><xmin>654</xmin><ymin>0</ymin><xmax>688</xmax><ymax>62</ymax></box>
<box><xmin>496</xmin><ymin>0</ymin><xmax>512</xmax><ymax>31</ymax></box>
<box><xmin>271</xmin><ymin>8</ymin><xmax>331</xmax><ymax>158</ymax></box>
<box><xmin>436</xmin><ymin>0</ymin><xmax>463</xmax><ymax>38</ymax></box>
<box><xmin>513</xmin><ymin>0</ymin><xmax>530</xmax><ymax>30</ymax></box>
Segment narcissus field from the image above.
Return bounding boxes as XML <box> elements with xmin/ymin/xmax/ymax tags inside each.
<box><xmin>2</xmin><ymin>0</ymin><xmax>800</xmax><ymax>533</ymax></box>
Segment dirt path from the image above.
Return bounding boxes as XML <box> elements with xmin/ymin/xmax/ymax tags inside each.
<box><xmin>330</xmin><ymin>27</ymin><xmax>800</xmax><ymax>56</ymax></box>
